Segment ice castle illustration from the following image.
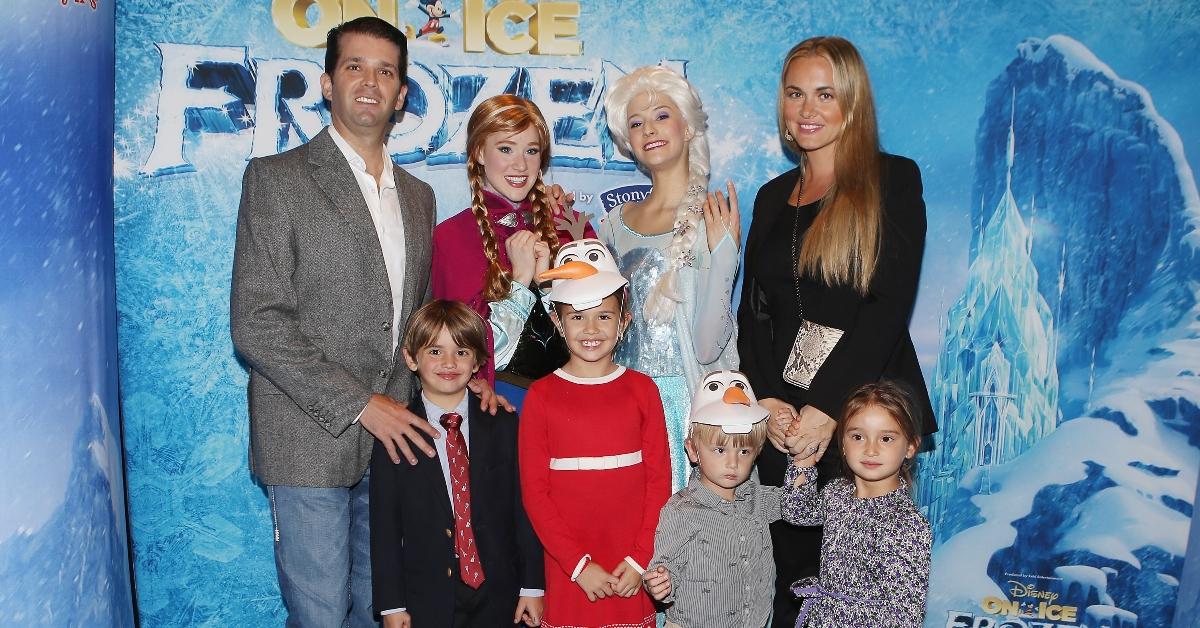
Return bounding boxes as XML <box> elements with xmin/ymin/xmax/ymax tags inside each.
<box><xmin>915</xmin><ymin>96</ymin><xmax>1060</xmax><ymax>538</ymax></box>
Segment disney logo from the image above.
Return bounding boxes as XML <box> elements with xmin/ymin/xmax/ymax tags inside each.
<box><xmin>1007</xmin><ymin>581</ymin><xmax>1059</xmax><ymax>603</ymax></box>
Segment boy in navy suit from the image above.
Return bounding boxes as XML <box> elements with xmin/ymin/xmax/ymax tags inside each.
<box><xmin>371</xmin><ymin>300</ymin><xmax>544</xmax><ymax>627</ymax></box>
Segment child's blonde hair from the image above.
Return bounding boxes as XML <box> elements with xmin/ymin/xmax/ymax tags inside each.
<box><xmin>688</xmin><ymin>419</ymin><xmax>769</xmax><ymax>453</ymax></box>
<box><xmin>836</xmin><ymin>380</ymin><xmax>923</xmax><ymax>484</ymax></box>
<box><xmin>402</xmin><ymin>300</ymin><xmax>490</xmax><ymax>369</ymax></box>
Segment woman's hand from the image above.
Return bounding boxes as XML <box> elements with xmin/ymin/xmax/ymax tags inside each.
<box><xmin>505</xmin><ymin>230</ymin><xmax>540</xmax><ymax>286</ymax></box>
<box><xmin>532</xmin><ymin>239</ymin><xmax>552</xmax><ymax>280</ymax></box>
<box><xmin>548</xmin><ymin>183</ymin><xmax>576</xmax><ymax>216</ymax></box>
<box><xmin>467</xmin><ymin>378</ymin><xmax>514</xmax><ymax>414</ymax></box>
<box><xmin>703</xmin><ymin>180</ymin><xmax>741</xmax><ymax>252</ymax></box>
<box><xmin>784</xmin><ymin>405</ymin><xmax>836</xmax><ymax>462</ymax></box>
<box><xmin>759</xmin><ymin>397</ymin><xmax>799</xmax><ymax>453</ymax></box>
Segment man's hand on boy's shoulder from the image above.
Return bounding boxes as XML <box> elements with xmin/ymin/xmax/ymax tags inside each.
<box><xmin>467</xmin><ymin>378</ymin><xmax>515</xmax><ymax>414</ymax></box>
<box><xmin>381</xmin><ymin>610</ymin><xmax>412</xmax><ymax>628</ymax></box>
<box><xmin>361</xmin><ymin>394</ymin><xmax>440</xmax><ymax>465</ymax></box>
<box><xmin>643</xmin><ymin>565</ymin><xmax>673</xmax><ymax>601</ymax></box>
<box><xmin>513</xmin><ymin>595</ymin><xmax>543</xmax><ymax>626</ymax></box>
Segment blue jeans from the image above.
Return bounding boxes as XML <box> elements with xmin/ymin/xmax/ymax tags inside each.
<box><xmin>268</xmin><ymin>470</ymin><xmax>375</xmax><ymax>628</ymax></box>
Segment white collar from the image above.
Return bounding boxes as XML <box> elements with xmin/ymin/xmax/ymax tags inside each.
<box><xmin>327</xmin><ymin>124</ymin><xmax>396</xmax><ymax>189</ymax></box>
<box><xmin>554</xmin><ymin>365</ymin><xmax>627</xmax><ymax>385</ymax></box>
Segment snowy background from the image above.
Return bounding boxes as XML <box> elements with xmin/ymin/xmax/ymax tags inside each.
<box><xmin>0</xmin><ymin>1</ymin><xmax>134</xmax><ymax>627</ymax></box>
<box><xmin>112</xmin><ymin>1</ymin><xmax>1200</xmax><ymax>626</ymax></box>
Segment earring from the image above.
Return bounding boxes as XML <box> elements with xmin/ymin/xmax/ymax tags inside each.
<box><xmin>785</xmin><ymin>132</ymin><xmax>794</xmax><ymax>141</ymax></box>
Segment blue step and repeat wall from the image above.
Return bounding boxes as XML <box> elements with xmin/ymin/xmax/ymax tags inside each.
<box><xmin>108</xmin><ymin>1</ymin><xmax>1200</xmax><ymax>626</ymax></box>
<box><xmin>0</xmin><ymin>1</ymin><xmax>135</xmax><ymax>627</ymax></box>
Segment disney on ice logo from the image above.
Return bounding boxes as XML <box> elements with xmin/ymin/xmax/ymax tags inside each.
<box><xmin>270</xmin><ymin>0</ymin><xmax>582</xmax><ymax>55</ymax></box>
<box><xmin>61</xmin><ymin>0</ymin><xmax>99</xmax><ymax>9</ymax></box>
<box><xmin>980</xmin><ymin>592</ymin><xmax>1077</xmax><ymax>623</ymax></box>
<box><xmin>942</xmin><ymin>590</ymin><xmax>1080</xmax><ymax>628</ymax></box>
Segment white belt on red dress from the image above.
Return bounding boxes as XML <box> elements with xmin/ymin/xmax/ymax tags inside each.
<box><xmin>548</xmin><ymin>450</ymin><xmax>642</xmax><ymax>471</ymax></box>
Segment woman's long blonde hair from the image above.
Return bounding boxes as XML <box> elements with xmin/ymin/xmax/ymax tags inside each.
<box><xmin>604</xmin><ymin>66</ymin><xmax>710</xmax><ymax>324</ymax></box>
<box><xmin>466</xmin><ymin>95</ymin><xmax>561</xmax><ymax>303</ymax></box>
<box><xmin>779</xmin><ymin>37</ymin><xmax>882</xmax><ymax>295</ymax></box>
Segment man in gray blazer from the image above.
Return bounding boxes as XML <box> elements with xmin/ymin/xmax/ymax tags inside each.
<box><xmin>230</xmin><ymin>17</ymin><xmax>443</xmax><ymax>627</ymax></box>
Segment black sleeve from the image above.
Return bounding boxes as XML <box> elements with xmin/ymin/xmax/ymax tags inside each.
<box><xmin>369</xmin><ymin>440</ymin><xmax>408</xmax><ymax>615</ymax></box>
<box><xmin>737</xmin><ymin>183</ymin><xmax>786</xmax><ymax>401</ymax></box>
<box><xmin>805</xmin><ymin>157</ymin><xmax>927</xmax><ymax>417</ymax></box>
<box><xmin>510</xmin><ymin>411</ymin><xmax>546</xmax><ymax>589</ymax></box>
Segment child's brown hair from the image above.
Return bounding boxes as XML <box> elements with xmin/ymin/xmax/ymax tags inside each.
<box><xmin>402</xmin><ymin>299</ymin><xmax>490</xmax><ymax>368</ymax></box>
<box><xmin>836</xmin><ymin>380</ymin><xmax>923</xmax><ymax>485</ymax></box>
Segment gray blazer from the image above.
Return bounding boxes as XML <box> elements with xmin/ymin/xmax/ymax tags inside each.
<box><xmin>230</xmin><ymin>127</ymin><xmax>435</xmax><ymax>488</ymax></box>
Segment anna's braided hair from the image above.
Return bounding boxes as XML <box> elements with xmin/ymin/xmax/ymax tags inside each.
<box><xmin>465</xmin><ymin>94</ymin><xmax>561</xmax><ymax>303</ymax></box>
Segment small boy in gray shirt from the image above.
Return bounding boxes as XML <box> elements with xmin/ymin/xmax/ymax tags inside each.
<box><xmin>643</xmin><ymin>371</ymin><xmax>806</xmax><ymax>628</ymax></box>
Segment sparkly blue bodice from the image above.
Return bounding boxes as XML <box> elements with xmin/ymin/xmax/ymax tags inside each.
<box><xmin>614</xmin><ymin>243</ymin><xmax>685</xmax><ymax>376</ymax></box>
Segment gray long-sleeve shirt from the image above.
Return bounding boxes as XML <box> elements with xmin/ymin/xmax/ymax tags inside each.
<box><xmin>650</xmin><ymin>471</ymin><xmax>804</xmax><ymax>628</ymax></box>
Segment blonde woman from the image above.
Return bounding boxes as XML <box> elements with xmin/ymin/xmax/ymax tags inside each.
<box><xmin>602</xmin><ymin>66</ymin><xmax>740</xmax><ymax>490</ymax></box>
<box><xmin>736</xmin><ymin>37</ymin><xmax>936</xmax><ymax>626</ymax></box>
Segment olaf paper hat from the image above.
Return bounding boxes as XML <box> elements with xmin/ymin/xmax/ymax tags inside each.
<box><xmin>689</xmin><ymin>371</ymin><xmax>770</xmax><ymax>434</ymax></box>
<box><xmin>537</xmin><ymin>239</ymin><xmax>628</xmax><ymax>311</ymax></box>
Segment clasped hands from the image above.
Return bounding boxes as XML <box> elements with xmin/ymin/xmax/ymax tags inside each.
<box><xmin>760</xmin><ymin>397</ymin><xmax>836</xmax><ymax>461</ymax></box>
<box><xmin>575</xmin><ymin>560</ymin><xmax>643</xmax><ymax>602</ymax></box>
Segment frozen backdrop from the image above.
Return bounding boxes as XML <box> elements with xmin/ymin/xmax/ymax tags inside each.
<box><xmin>112</xmin><ymin>1</ymin><xmax>1200</xmax><ymax>626</ymax></box>
<box><xmin>0</xmin><ymin>1</ymin><xmax>134</xmax><ymax>627</ymax></box>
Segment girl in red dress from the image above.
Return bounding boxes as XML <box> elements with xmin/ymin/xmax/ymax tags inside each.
<box><xmin>519</xmin><ymin>240</ymin><xmax>672</xmax><ymax>628</ymax></box>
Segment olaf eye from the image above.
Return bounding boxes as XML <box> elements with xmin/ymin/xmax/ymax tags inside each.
<box><xmin>561</xmin><ymin>254</ymin><xmax>578</xmax><ymax>264</ymax></box>
<box><xmin>706</xmin><ymin>382</ymin><xmax>720</xmax><ymax>392</ymax></box>
<box><xmin>587</xmin><ymin>250</ymin><xmax>602</xmax><ymax>262</ymax></box>
<box><xmin>733</xmin><ymin>381</ymin><xmax>747</xmax><ymax>390</ymax></box>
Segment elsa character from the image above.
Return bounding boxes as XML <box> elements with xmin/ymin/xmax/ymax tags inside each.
<box><xmin>602</xmin><ymin>66</ymin><xmax>741</xmax><ymax>489</ymax></box>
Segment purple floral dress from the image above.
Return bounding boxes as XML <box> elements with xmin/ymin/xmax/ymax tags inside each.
<box><xmin>781</xmin><ymin>465</ymin><xmax>932</xmax><ymax>628</ymax></box>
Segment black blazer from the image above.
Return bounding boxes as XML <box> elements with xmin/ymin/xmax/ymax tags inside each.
<box><xmin>369</xmin><ymin>392</ymin><xmax>544</xmax><ymax>625</ymax></box>
<box><xmin>738</xmin><ymin>153</ymin><xmax>937</xmax><ymax>458</ymax></box>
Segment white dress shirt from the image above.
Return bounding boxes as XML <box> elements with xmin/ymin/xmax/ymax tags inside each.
<box><xmin>327</xmin><ymin>125</ymin><xmax>406</xmax><ymax>351</ymax></box>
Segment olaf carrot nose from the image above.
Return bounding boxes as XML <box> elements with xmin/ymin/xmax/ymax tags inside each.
<box><xmin>537</xmin><ymin>260</ymin><xmax>598</xmax><ymax>281</ymax></box>
<box><xmin>722</xmin><ymin>386</ymin><xmax>752</xmax><ymax>406</ymax></box>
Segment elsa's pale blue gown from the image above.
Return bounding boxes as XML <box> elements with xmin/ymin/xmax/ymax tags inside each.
<box><xmin>600</xmin><ymin>205</ymin><xmax>740</xmax><ymax>490</ymax></box>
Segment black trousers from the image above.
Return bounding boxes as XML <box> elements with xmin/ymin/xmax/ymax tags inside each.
<box><xmin>757</xmin><ymin>445</ymin><xmax>832</xmax><ymax>628</ymax></box>
<box><xmin>452</xmin><ymin>577</ymin><xmax>519</xmax><ymax>628</ymax></box>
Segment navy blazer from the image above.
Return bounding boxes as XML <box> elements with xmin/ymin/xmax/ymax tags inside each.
<box><xmin>369</xmin><ymin>392</ymin><xmax>544</xmax><ymax>624</ymax></box>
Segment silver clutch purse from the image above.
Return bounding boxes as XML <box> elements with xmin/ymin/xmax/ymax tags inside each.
<box><xmin>782</xmin><ymin>318</ymin><xmax>844</xmax><ymax>389</ymax></box>
<box><xmin>783</xmin><ymin>174</ymin><xmax>845</xmax><ymax>389</ymax></box>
